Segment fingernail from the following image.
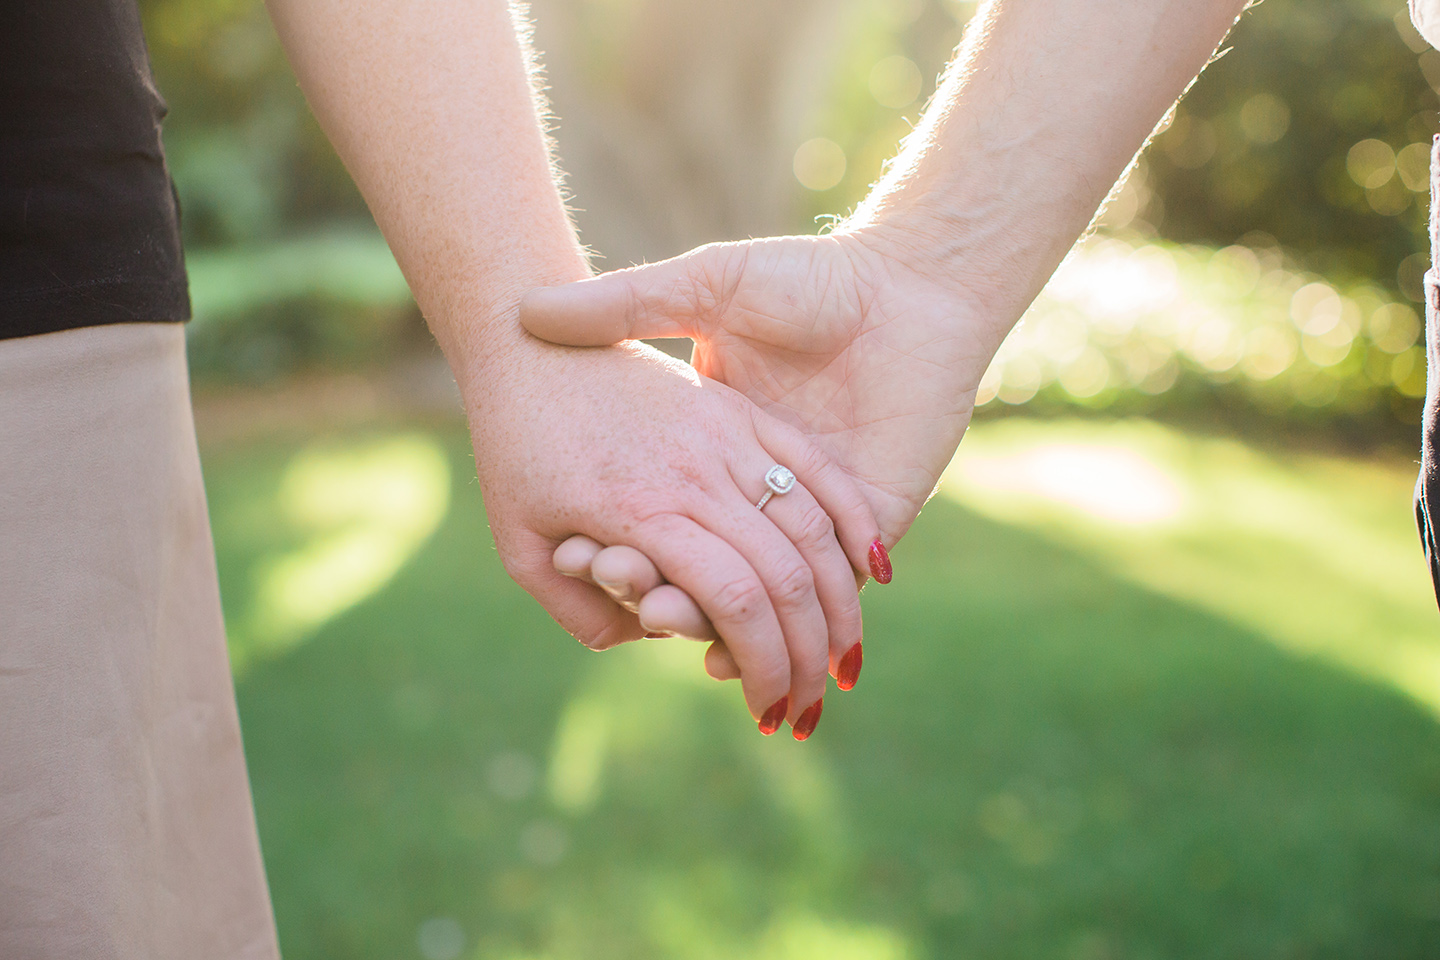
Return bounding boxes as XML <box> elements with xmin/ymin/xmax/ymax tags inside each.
<box><xmin>836</xmin><ymin>642</ymin><xmax>863</xmax><ymax>691</ymax></box>
<box><xmin>758</xmin><ymin>697</ymin><xmax>789</xmax><ymax>736</ymax></box>
<box><xmin>644</xmin><ymin>631</ymin><xmax>672</xmax><ymax>639</ymax></box>
<box><xmin>868</xmin><ymin>540</ymin><xmax>892</xmax><ymax>584</ymax></box>
<box><xmin>792</xmin><ymin>699</ymin><xmax>824</xmax><ymax>741</ymax></box>
<box><xmin>595</xmin><ymin>578</ymin><xmax>638</xmax><ymax>607</ymax></box>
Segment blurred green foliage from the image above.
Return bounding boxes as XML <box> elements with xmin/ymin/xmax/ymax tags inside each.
<box><xmin>1153</xmin><ymin>0</ymin><xmax>1434</xmax><ymax>296</ymax></box>
<box><xmin>777</xmin><ymin>0</ymin><xmax>1440</xmax><ymax>430</ymax></box>
<box><xmin>142</xmin><ymin>0</ymin><xmax>1439</xmax><ymax>426</ymax></box>
<box><xmin>143</xmin><ymin>0</ymin><xmax>365</xmax><ymax>243</ymax></box>
<box><xmin>142</xmin><ymin>0</ymin><xmax>421</xmax><ymax>381</ymax></box>
<box><xmin>977</xmin><ymin>236</ymin><xmax>1429</xmax><ymax>432</ymax></box>
<box><xmin>810</xmin><ymin>0</ymin><xmax>1436</xmax><ymax>299</ymax></box>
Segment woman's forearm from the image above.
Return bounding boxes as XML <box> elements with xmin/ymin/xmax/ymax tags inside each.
<box><xmin>850</xmin><ymin>0</ymin><xmax>1252</xmax><ymax>341</ymax></box>
<box><xmin>263</xmin><ymin>0</ymin><xmax>589</xmax><ymax>388</ymax></box>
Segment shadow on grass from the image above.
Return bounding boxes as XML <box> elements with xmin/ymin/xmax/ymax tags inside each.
<box><xmin>217</xmin><ymin>428</ymin><xmax>1440</xmax><ymax>960</ymax></box>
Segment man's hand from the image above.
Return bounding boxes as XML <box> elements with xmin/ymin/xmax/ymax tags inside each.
<box><xmin>520</xmin><ymin>231</ymin><xmax>998</xmax><ymax>547</ymax></box>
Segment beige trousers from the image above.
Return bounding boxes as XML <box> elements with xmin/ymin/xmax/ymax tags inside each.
<box><xmin>0</xmin><ymin>323</ymin><xmax>280</xmax><ymax>959</ymax></box>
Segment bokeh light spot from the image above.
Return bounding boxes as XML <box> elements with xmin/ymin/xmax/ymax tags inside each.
<box><xmin>996</xmin><ymin>355</ymin><xmax>1042</xmax><ymax>405</ymax></box>
<box><xmin>487</xmin><ymin>750</ymin><xmax>539</xmax><ymax>801</ymax></box>
<box><xmin>869</xmin><ymin>55</ymin><xmax>923</xmax><ymax>110</ymax></box>
<box><xmin>1240</xmin><ymin>326</ymin><xmax>1298</xmax><ymax>381</ymax></box>
<box><xmin>1367</xmin><ymin>178</ymin><xmax>1411</xmax><ymax>216</ymax></box>
<box><xmin>1057</xmin><ymin>346</ymin><xmax>1111</xmax><ymax>398</ymax></box>
<box><xmin>416</xmin><ymin>917</ymin><xmax>465</xmax><ymax>960</ymax></box>
<box><xmin>230</xmin><ymin>434</ymin><xmax>451</xmax><ymax>671</ymax></box>
<box><xmin>978</xmin><ymin>236</ymin><xmax>1420</xmax><ymax>415</ymax></box>
<box><xmin>1370</xmin><ymin>303</ymin><xmax>1421</xmax><ymax>353</ymax></box>
<box><xmin>1393</xmin><ymin>347</ymin><xmax>1429</xmax><ymax>397</ymax></box>
<box><xmin>1239</xmin><ymin>92</ymin><xmax>1290</xmax><ymax>145</ymax></box>
<box><xmin>519</xmin><ymin>819</ymin><xmax>569</xmax><ymax>866</ymax></box>
<box><xmin>548</xmin><ymin>697</ymin><xmax>610</xmax><ymax>813</ymax></box>
<box><xmin>1396</xmin><ymin>141</ymin><xmax>1432</xmax><ymax>192</ymax></box>
<box><xmin>1302</xmin><ymin>331</ymin><xmax>1352</xmax><ymax>368</ymax></box>
<box><xmin>1163</xmin><ymin>114</ymin><xmax>1216</xmax><ymax>169</ymax></box>
<box><xmin>1347</xmin><ymin>139</ymin><xmax>1396</xmax><ymax>190</ymax></box>
<box><xmin>1399</xmin><ymin>253</ymin><xmax>1429</xmax><ymax>303</ymax></box>
<box><xmin>960</xmin><ymin>443</ymin><xmax>1186</xmax><ymax>526</ymax></box>
<box><xmin>1291</xmin><ymin>282</ymin><xmax>1343</xmax><ymax>336</ymax></box>
<box><xmin>793</xmin><ymin>138</ymin><xmax>846</xmax><ymax>191</ymax></box>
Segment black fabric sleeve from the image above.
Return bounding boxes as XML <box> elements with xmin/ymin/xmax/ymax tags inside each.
<box><xmin>0</xmin><ymin>0</ymin><xmax>189</xmax><ymax>340</ymax></box>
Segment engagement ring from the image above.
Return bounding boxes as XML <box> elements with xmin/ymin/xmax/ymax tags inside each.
<box><xmin>755</xmin><ymin>464</ymin><xmax>796</xmax><ymax>511</ymax></box>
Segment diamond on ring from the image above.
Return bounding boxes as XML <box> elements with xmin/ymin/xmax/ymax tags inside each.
<box><xmin>756</xmin><ymin>464</ymin><xmax>796</xmax><ymax>511</ymax></box>
<box><xmin>765</xmin><ymin>465</ymin><xmax>796</xmax><ymax>495</ymax></box>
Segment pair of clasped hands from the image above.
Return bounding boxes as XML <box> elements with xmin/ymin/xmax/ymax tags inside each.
<box><xmin>502</xmin><ymin>227</ymin><xmax>1001</xmax><ymax>741</ymax></box>
<box><xmin>274</xmin><ymin>0</ymin><xmax>1247</xmax><ymax>743</ymax></box>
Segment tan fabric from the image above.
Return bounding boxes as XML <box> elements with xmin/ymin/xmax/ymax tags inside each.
<box><xmin>0</xmin><ymin>323</ymin><xmax>279</xmax><ymax>960</ymax></box>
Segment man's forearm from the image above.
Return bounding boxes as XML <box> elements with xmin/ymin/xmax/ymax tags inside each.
<box><xmin>850</xmin><ymin>0</ymin><xmax>1251</xmax><ymax>340</ymax></box>
<box><xmin>263</xmin><ymin>0</ymin><xmax>589</xmax><ymax>386</ymax></box>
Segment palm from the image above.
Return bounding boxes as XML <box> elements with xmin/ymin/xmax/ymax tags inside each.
<box><xmin>675</xmin><ymin>234</ymin><xmax>994</xmax><ymax>541</ymax></box>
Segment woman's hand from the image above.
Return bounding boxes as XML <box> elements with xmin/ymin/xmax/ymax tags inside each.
<box><xmin>463</xmin><ymin>334</ymin><xmax>881</xmax><ymax>735</ymax></box>
<box><xmin>550</xmin><ymin>534</ymin><xmax>863</xmax><ymax>720</ymax></box>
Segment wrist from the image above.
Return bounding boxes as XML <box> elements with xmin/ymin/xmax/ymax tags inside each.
<box><xmin>430</xmin><ymin>259</ymin><xmax>593</xmax><ymax>399</ymax></box>
<box><xmin>837</xmin><ymin>211</ymin><xmax>1034</xmax><ymax>357</ymax></box>
<box><xmin>841</xmin><ymin>140</ymin><xmax>1078</xmax><ymax>343</ymax></box>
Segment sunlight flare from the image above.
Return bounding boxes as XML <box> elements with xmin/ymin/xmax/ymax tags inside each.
<box><xmin>943</xmin><ymin>420</ymin><xmax>1440</xmax><ymax>719</ymax></box>
<box><xmin>230</xmin><ymin>433</ymin><xmax>451</xmax><ymax>670</ymax></box>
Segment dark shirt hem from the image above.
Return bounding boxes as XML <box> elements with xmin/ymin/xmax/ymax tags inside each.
<box><xmin>0</xmin><ymin>277</ymin><xmax>191</xmax><ymax>341</ymax></box>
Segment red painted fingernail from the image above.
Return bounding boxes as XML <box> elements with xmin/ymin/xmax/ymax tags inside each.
<box><xmin>868</xmin><ymin>540</ymin><xmax>892</xmax><ymax>584</ymax></box>
<box><xmin>792</xmin><ymin>698</ymin><xmax>824</xmax><ymax>741</ymax></box>
<box><xmin>758</xmin><ymin>697</ymin><xmax>789</xmax><ymax>736</ymax></box>
<box><xmin>836</xmin><ymin>642</ymin><xmax>863</xmax><ymax>691</ymax></box>
<box><xmin>644</xmin><ymin>631</ymin><xmax>672</xmax><ymax>639</ymax></box>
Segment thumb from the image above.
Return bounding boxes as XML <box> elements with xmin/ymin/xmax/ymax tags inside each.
<box><xmin>519</xmin><ymin>255</ymin><xmax>708</xmax><ymax>346</ymax></box>
<box><xmin>501</xmin><ymin>529</ymin><xmax>647</xmax><ymax>651</ymax></box>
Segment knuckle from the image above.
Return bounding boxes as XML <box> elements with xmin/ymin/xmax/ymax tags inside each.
<box><xmin>791</xmin><ymin>439</ymin><xmax>830</xmax><ymax>479</ymax></box>
<box><xmin>612</xmin><ymin>474</ymin><xmax>706</xmax><ymax>526</ymax></box>
<box><xmin>611</xmin><ymin>494</ymin><xmax>681</xmax><ymax>537</ymax></box>
<box><xmin>710</xmin><ymin>575</ymin><xmax>768</xmax><ymax>624</ymax></box>
<box><xmin>792</xmin><ymin>506</ymin><xmax>837</xmax><ymax>551</ymax></box>
<box><xmin>770</xmin><ymin>561</ymin><xmax>816</xmax><ymax>608</ymax></box>
<box><xmin>609</xmin><ymin>488</ymin><xmax>658</xmax><ymax>529</ymax></box>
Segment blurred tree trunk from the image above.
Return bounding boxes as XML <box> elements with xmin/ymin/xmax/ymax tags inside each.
<box><xmin>530</xmin><ymin>0</ymin><xmax>851</xmax><ymax>267</ymax></box>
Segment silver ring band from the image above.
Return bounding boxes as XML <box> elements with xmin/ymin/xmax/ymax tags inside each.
<box><xmin>755</xmin><ymin>464</ymin><xmax>796</xmax><ymax>511</ymax></box>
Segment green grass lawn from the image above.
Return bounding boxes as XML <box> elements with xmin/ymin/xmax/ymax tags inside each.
<box><xmin>202</xmin><ymin>415</ymin><xmax>1440</xmax><ymax>960</ymax></box>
